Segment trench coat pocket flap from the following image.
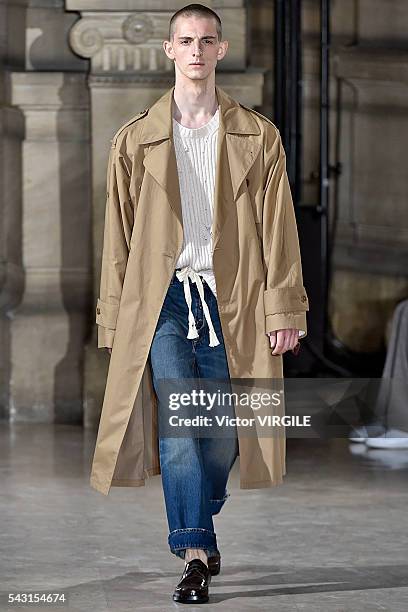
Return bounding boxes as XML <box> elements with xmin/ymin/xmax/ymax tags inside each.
<box><xmin>264</xmin><ymin>286</ymin><xmax>309</xmax><ymax>315</ymax></box>
<box><xmin>96</xmin><ymin>298</ymin><xmax>119</xmax><ymax>329</ymax></box>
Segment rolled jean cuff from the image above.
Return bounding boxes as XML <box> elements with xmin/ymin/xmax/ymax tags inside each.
<box><xmin>169</xmin><ymin>528</ymin><xmax>218</xmax><ymax>559</ymax></box>
<box><xmin>209</xmin><ymin>492</ymin><xmax>231</xmax><ymax>516</ymax></box>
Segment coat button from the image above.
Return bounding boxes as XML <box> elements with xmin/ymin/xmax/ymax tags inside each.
<box><xmin>96</xmin><ymin>307</ymin><xmax>101</xmax><ymax>314</ymax></box>
<box><xmin>301</xmin><ymin>296</ymin><xmax>307</xmax><ymax>302</ymax></box>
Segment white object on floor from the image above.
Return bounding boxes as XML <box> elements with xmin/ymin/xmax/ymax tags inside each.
<box><xmin>364</xmin><ymin>428</ymin><xmax>408</xmax><ymax>449</ymax></box>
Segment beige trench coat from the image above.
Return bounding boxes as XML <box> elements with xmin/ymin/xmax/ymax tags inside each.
<box><xmin>90</xmin><ymin>84</ymin><xmax>309</xmax><ymax>496</ymax></box>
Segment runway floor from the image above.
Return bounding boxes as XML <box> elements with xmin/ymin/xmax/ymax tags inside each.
<box><xmin>1</xmin><ymin>423</ymin><xmax>408</xmax><ymax>611</ymax></box>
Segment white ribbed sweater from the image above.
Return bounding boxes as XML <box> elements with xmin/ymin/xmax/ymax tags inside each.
<box><xmin>172</xmin><ymin>106</ymin><xmax>219</xmax><ymax>297</ymax></box>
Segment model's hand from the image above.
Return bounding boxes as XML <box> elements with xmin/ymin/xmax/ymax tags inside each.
<box><xmin>266</xmin><ymin>329</ymin><xmax>300</xmax><ymax>355</ymax></box>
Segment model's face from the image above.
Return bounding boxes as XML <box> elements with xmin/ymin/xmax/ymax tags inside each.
<box><xmin>163</xmin><ymin>15</ymin><xmax>228</xmax><ymax>81</ymax></box>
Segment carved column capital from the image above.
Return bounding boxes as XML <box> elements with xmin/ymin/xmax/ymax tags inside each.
<box><xmin>69</xmin><ymin>12</ymin><xmax>173</xmax><ymax>74</ymax></box>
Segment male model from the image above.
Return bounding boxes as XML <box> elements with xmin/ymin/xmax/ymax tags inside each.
<box><xmin>91</xmin><ymin>2</ymin><xmax>309</xmax><ymax>604</ymax></box>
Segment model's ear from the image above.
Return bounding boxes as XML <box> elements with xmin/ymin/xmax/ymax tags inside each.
<box><xmin>218</xmin><ymin>40</ymin><xmax>229</xmax><ymax>58</ymax></box>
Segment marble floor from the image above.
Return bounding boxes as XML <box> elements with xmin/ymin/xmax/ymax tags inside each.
<box><xmin>1</xmin><ymin>423</ymin><xmax>408</xmax><ymax>611</ymax></box>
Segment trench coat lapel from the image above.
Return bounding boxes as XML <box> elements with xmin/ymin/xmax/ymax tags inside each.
<box><xmin>139</xmin><ymin>84</ymin><xmax>262</xmax><ymax>251</ymax></box>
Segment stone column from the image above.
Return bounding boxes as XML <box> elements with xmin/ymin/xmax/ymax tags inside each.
<box><xmin>9</xmin><ymin>72</ymin><xmax>90</xmax><ymax>423</ymax></box>
<box><xmin>67</xmin><ymin>0</ymin><xmax>265</xmax><ymax>427</ymax></box>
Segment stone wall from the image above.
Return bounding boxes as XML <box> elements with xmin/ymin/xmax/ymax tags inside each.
<box><xmin>252</xmin><ymin>0</ymin><xmax>408</xmax><ymax>352</ymax></box>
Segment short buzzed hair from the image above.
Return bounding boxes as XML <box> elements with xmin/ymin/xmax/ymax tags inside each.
<box><xmin>169</xmin><ymin>3</ymin><xmax>222</xmax><ymax>42</ymax></box>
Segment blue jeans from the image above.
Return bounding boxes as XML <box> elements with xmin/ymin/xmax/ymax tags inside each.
<box><xmin>148</xmin><ymin>269</ymin><xmax>239</xmax><ymax>560</ymax></box>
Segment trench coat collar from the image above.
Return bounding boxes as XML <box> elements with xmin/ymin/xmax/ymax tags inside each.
<box><xmin>139</xmin><ymin>84</ymin><xmax>262</xmax><ymax>250</ymax></box>
<box><xmin>138</xmin><ymin>84</ymin><xmax>260</xmax><ymax>143</ymax></box>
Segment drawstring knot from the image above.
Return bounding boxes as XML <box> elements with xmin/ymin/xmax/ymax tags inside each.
<box><xmin>175</xmin><ymin>267</ymin><xmax>221</xmax><ymax>348</ymax></box>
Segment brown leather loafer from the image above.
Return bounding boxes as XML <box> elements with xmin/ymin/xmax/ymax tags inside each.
<box><xmin>173</xmin><ymin>558</ymin><xmax>211</xmax><ymax>604</ymax></box>
<box><xmin>207</xmin><ymin>551</ymin><xmax>221</xmax><ymax>576</ymax></box>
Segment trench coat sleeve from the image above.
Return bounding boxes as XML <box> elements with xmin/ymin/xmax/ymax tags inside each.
<box><xmin>262</xmin><ymin>127</ymin><xmax>309</xmax><ymax>339</ymax></box>
<box><xmin>96</xmin><ymin>135</ymin><xmax>134</xmax><ymax>349</ymax></box>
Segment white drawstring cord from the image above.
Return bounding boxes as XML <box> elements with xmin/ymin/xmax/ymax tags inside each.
<box><xmin>175</xmin><ymin>266</ymin><xmax>221</xmax><ymax>347</ymax></box>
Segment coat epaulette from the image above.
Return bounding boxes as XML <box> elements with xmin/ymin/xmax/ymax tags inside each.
<box><xmin>238</xmin><ymin>102</ymin><xmax>277</xmax><ymax>130</ymax></box>
<box><xmin>111</xmin><ymin>107</ymin><xmax>150</xmax><ymax>147</ymax></box>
